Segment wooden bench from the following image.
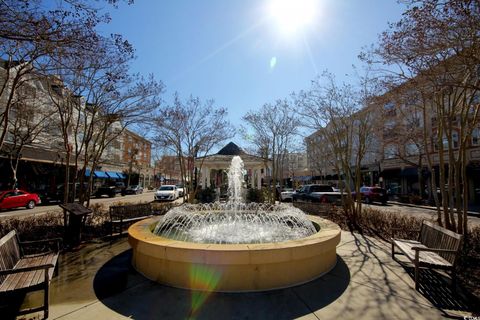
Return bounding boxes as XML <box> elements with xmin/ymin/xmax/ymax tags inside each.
<box><xmin>391</xmin><ymin>221</ymin><xmax>462</xmax><ymax>290</ymax></box>
<box><xmin>110</xmin><ymin>203</ymin><xmax>155</xmax><ymax>237</ymax></box>
<box><xmin>0</xmin><ymin>230</ymin><xmax>61</xmax><ymax>319</ymax></box>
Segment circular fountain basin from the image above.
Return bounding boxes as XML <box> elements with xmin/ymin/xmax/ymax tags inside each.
<box><xmin>128</xmin><ymin>215</ymin><xmax>341</xmax><ymax>292</ymax></box>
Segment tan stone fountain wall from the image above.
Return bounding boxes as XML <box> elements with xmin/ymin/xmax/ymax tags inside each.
<box><xmin>128</xmin><ymin>215</ymin><xmax>341</xmax><ymax>292</ymax></box>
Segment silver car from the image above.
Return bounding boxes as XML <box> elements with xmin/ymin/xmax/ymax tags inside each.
<box><xmin>280</xmin><ymin>188</ymin><xmax>295</xmax><ymax>202</ymax></box>
<box><xmin>154</xmin><ymin>185</ymin><xmax>178</xmax><ymax>201</ymax></box>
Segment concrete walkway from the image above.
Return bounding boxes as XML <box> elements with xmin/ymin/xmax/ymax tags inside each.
<box><xmin>17</xmin><ymin>232</ymin><xmax>475</xmax><ymax>320</ymax></box>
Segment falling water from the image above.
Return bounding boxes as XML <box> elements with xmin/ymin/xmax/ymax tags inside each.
<box><xmin>227</xmin><ymin>155</ymin><xmax>245</xmax><ymax>204</ymax></box>
<box><xmin>153</xmin><ymin>156</ymin><xmax>317</xmax><ymax>244</ymax></box>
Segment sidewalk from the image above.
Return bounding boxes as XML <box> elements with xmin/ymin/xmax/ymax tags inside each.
<box><xmin>14</xmin><ymin>232</ymin><xmax>476</xmax><ymax>320</ymax></box>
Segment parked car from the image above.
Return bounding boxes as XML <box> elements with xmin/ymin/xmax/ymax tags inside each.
<box><xmin>36</xmin><ymin>182</ymin><xmax>90</xmax><ymax>203</ymax></box>
<box><xmin>292</xmin><ymin>184</ymin><xmax>342</xmax><ymax>204</ymax></box>
<box><xmin>154</xmin><ymin>185</ymin><xmax>179</xmax><ymax>201</ymax></box>
<box><xmin>124</xmin><ymin>185</ymin><xmax>144</xmax><ymax>195</ymax></box>
<box><xmin>176</xmin><ymin>184</ymin><xmax>185</xmax><ymax>197</ymax></box>
<box><xmin>280</xmin><ymin>188</ymin><xmax>295</xmax><ymax>202</ymax></box>
<box><xmin>353</xmin><ymin>186</ymin><xmax>388</xmax><ymax>205</ymax></box>
<box><xmin>94</xmin><ymin>182</ymin><xmax>126</xmax><ymax>198</ymax></box>
<box><xmin>0</xmin><ymin>189</ymin><xmax>41</xmax><ymax>210</ymax></box>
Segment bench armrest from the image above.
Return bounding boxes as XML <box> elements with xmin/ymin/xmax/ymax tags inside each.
<box><xmin>0</xmin><ymin>263</ymin><xmax>54</xmax><ymax>276</ymax></box>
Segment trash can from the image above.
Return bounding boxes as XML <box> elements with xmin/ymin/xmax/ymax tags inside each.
<box><xmin>59</xmin><ymin>203</ymin><xmax>92</xmax><ymax>248</ymax></box>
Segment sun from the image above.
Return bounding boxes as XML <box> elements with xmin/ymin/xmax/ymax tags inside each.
<box><xmin>268</xmin><ymin>0</ymin><xmax>317</xmax><ymax>36</ymax></box>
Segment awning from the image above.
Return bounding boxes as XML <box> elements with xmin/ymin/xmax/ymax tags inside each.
<box><xmin>85</xmin><ymin>169</ymin><xmax>92</xmax><ymax>177</ymax></box>
<box><xmin>106</xmin><ymin>171</ymin><xmax>125</xmax><ymax>179</ymax></box>
<box><xmin>106</xmin><ymin>171</ymin><xmax>119</xmax><ymax>179</ymax></box>
<box><xmin>94</xmin><ymin>171</ymin><xmax>109</xmax><ymax>178</ymax></box>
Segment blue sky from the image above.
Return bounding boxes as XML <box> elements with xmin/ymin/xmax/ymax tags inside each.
<box><xmin>99</xmin><ymin>0</ymin><xmax>405</xmax><ymax>136</ymax></box>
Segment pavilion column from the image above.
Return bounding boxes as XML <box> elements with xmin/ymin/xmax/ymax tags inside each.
<box><xmin>206</xmin><ymin>167</ymin><xmax>211</xmax><ymax>188</ymax></box>
<box><xmin>202</xmin><ymin>167</ymin><xmax>207</xmax><ymax>189</ymax></box>
<box><xmin>257</xmin><ymin>167</ymin><xmax>262</xmax><ymax>189</ymax></box>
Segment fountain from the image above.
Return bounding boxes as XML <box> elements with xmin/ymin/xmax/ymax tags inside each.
<box><xmin>128</xmin><ymin>156</ymin><xmax>341</xmax><ymax>291</ymax></box>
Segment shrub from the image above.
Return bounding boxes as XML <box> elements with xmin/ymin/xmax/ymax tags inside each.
<box><xmin>246</xmin><ymin>188</ymin><xmax>265</xmax><ymax>203</ymax></box>
<box><xmin>196</xmin><ymin>187</ymin><xmax>216</xmax><ymax>203</ymax></box>
<box><xmin>0</xmin><ymin>200</ymin><xmax>175</xmax><ymax>243</ymax></box>
<box><xmin>0</xmin><ymin>211</ymin><xmax>64</xmax><ymax>241</ymax></box>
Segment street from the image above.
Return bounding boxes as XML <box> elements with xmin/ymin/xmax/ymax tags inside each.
<box><xmin>1</xmin><ymin>195</ymin><xmax>479</xmax><ymax>227</ymax></box>
<box><xmin>0</xmin><ymin>190</ymin><xmax>182</xmax><ymax>220</ymax></box>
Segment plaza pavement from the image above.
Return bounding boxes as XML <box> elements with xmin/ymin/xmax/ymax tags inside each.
<box><xmin>16</xmin><ymin>231</ymin><xmax>476</xmax><ymax>320</ymax></box>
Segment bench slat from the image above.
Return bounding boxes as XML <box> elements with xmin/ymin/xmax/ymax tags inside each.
<box><xmin>0</xmin><ymin>230</ymin><xmax>59</xmax><ymax>319</ymax></box>
<box><xmin>392</xmin><ymin>220</ymin><xmax>463</xmax><ymax>291</ymax></box>
<box><xmin>393</xmin><ymin>239</ymin><xmax>452</xmax><ymax>267</ymax></box>
<box><xmin>0</xmin><ymin>253</ymin><xmax>57</xmax><ymax>292</ymax></box>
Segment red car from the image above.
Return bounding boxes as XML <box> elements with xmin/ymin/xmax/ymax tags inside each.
<box><xmin>0</xmin><ymin>189</ymin><xmax>41</xmax><ymax>210</ymax></box>
<box><xmin>353</xmin><ymin>186</ymin><xmax>388</xmax><ymax>205</ymax></box>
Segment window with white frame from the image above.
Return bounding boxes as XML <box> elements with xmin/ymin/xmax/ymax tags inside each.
<box><xmin>405</xmin><ymin>143</ymin><xmax>420</xmax><ymax>156</ymax></box>
<box><xmin>384</xmin><ymin>119</ymin><xmax>396</xmax><ymax>130</ymax></box>
<box><xmin>384</xmin><ymin>102</ymin><xmax>395</xmax><ymax>110</ymax></box>
<box><xmin>434</xmin><ymin>131</ymin><xmax>459</xmax><ymax>150</ymax></box>
<box><xmin>473</xmin><ymin>92</ymin><xmax>480</xmax><ymax>104</ymax></box>
<box><xmin>384</xmin><ymin>145</ymin><xmax>397</xmax><ymax>159</ymax></box>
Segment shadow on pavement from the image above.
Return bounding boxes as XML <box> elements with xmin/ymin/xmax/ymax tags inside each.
<box><xmin>93</xmin><ymin>250</ymin><xmax>350</xmax><ymax>320</ymax></box>
<box><xmin>403</xmin><ymin>266</ymin><xmax>479</xmax><ymax>316</ymax></box>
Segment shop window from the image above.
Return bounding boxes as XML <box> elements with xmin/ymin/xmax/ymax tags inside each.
<box><xmin>472</xmin><ymin>128</ymin><xmax>480</xmax><ymax>146</ymax></box>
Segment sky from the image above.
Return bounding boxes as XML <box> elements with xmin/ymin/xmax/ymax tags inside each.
<box><xmin>98</xmin><ymin>0</ymin><xmax>406</xmax><ymax>141</ymax></box>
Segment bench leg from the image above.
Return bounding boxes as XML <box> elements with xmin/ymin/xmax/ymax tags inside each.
<box><xmin>44</xmin><ymin>271</ymin><xmax>49</xmax><ymax>319</ymax></box>
<box><xmin>414</xmin><ymin>251</ymin><xmax>420</xmax><ymax>290</ymax></box>
<box><xmin>391</xmin><ymin>240</ymin><xmax>395</xmax><ymax>259</ymax></box>
<box><xmin>451</xmin><ymin>268</ymin><xmax>457</xmax><ymax>291</ymax></box>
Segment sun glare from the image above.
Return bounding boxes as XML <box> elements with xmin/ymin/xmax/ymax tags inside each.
<box><xmin>268</xmin><ymin>0</ymin><xmax>317</xmax><ymax>36</ymax></box>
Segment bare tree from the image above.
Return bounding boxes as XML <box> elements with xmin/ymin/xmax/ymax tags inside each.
<box><xmin>0</xmin><ymin>0</ymin><xmax>119</xmax><ymax>150</ymax></box>
<box><xmin>376</xmin><ymin>88</ymin><xmax>428</xmax><ymax>199</ymax></box>
<box><xmin>0</xmin><ymin>80</ymin><xmax>55</xmax><ymax>187</ymax></box>
<box><xmin>241</xmin><ymin>99</ymin><xmax>301</xmax><ymax>202</ymax></box>
<box><xmin>296</xmin><ymin>72</ymin><xmax>379</xmax><ymax>227</ymax></box>
<box><xmin>154</xmin><ymin>94</ymin><xmax>235</xmax><ymax>202</ymax></box>
<box><xmin>363</xmin><ymin>0</ymin><xmax>480</xmax><ymax>234</ymax></box>
<box><xmin>47</xmin><ymin>34</ymin><xmax>163</xmax><ymax>204</ymax></box>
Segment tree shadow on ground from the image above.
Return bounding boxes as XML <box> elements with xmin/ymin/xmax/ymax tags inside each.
<box><xmin>93</xmin><ymin>250</ymin><xmax>350</xmax><ymax>320</ymax></box>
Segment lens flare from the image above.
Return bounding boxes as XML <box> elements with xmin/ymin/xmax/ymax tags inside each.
<box><xmin>270</xmin><ymin>56</ymin><xmax>277</xmax><ymax>69</ymax></box>
<box><xmin>189</xmin><ymin>264</ymin><xmax>222</xmax><ymax>318</ymax></box>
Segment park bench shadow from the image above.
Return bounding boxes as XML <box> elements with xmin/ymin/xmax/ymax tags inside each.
<box><xmin>402</xmin><ymin>265</ymin><xmax>479</xmax><ymax>316</ymax></box>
